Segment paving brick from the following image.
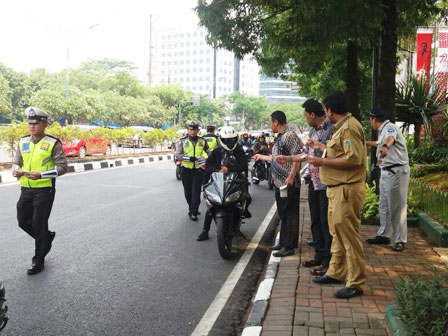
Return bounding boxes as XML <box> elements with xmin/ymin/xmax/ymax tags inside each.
<box><xmin>339</xmin><ymin>327</ymin><xmax>356</xmax><ymax>334</ymax></box>
<box><xmin>308</xmin><ymin>327</ymin><xmax>324</xmax><ymax>336</ymax></box>
<box><xmin>263</xmin><ymin>325</ymin><xmax>293</xmax><ymax>332</ymax></box>
<box><xmin>355</xmin><ymin>328</ymin><xmax>387</xmax><ymax>335</ymax></box>
<box><xmin>292</xmin><ymin>325</ymin><xmax>308</xmax><ymax>336</ymax></box>
<box><xmin>293</xmin><ymin>311</ymin><xmax>309</xmax><ymax>325</ymax></box>
<box><xmin>324</xmin><ymin>321</ymin><xmax>339</xmax><ymax>333</ymax></box>
<box><xmin>262</xmin><ymin>331</ymin><xmax>292</xmax><ymax>336</ymax></box>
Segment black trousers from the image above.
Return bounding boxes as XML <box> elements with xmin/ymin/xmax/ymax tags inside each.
<box><xmin>275</xmin><ymin>186</ymin><xmax>300</xmax><ymax>250</ymax></box>
<box><xmin>17</xmin><ymin>187</ymin><xmax>55</xmax><ymax>265</ymax></box>
<box><xmin>308</xmin><ymin>182</ymin><xmax>332</xmax><ymax>266</ymax></box>
<box><xmin>181</xmin><ymin>168</ymin><xmax>203</xmax><ymax>215</ymax></box>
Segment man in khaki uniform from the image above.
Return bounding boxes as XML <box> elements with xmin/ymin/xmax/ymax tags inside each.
<box><xmin>306</xmin><ymin>92</ymin><xmax>367</xmax><ymax>299</ymax></box>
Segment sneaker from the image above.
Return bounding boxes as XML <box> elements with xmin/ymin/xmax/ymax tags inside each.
<box><xmin>392</xmin><ymin>242</ymin><xmax>405</xmax><ymax>252</ymax></box>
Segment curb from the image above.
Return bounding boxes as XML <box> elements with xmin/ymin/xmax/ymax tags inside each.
<box><xmin>384</xmin><ymin>305</ymin><xmax>406</xmax><ymax>336</ymax></box>
<box><xmin>0</xmin><ymin>154</ymin><xmax>174</xmax><ymax>184</ymax></box>
<box><xmin>242</xmin><ymin>231</ymin><xmax>281</xmax><ymax>336</ymax></box>
<box><xmin>417</xmin><ymin>211</ymin><xmax>448</xmax><ymax>247</ymax></box>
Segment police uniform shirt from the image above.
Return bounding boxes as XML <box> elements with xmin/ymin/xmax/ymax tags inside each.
<box><xmin>174</xmin><ymin>136</ymin><xmax>209</xmax><ymax>162</ymax></box>
<box><xmin>376</xmin><ymin>121</ymin><xmax>409</xmax><ymax>168</ymax></box>
<box><xmin>320</xmin><ymin>113</ymin><xmax>367</xmax><ymax>186</ymax></box>
<box><xmin>13</xmin><ymin>135</ymin><xmax>68</xmax><ymax>176</ymax></box>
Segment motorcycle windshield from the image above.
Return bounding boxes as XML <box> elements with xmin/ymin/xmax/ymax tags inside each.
<box><xmin>207</xmin><ymin>172</ymin><xmax>238</xmax><ymax>201</ymax></box>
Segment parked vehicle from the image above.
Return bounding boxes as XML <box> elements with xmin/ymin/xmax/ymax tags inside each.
<box><xmin>0</xmin><ymin>281</ymin><xmax>8</xmax><ymax>332</ymax></box>
<box><xmin>62</xmin><ymin>125</ymin><xmax>111</xmax><ymax>158</ymax></box>
<box><xmin>203</xmin><ymin>172</ymin><xmax>247</xmax><ymax>259</ymax></box>
<box><xmin>251</xmin><ymin>160</ymin><xmax>273</xmax><ymax>189</ymax></box>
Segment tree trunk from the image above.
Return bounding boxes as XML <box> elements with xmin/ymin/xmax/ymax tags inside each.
<box><xmin>414</xmin><ymin>122</ymin><xmax>421</xmax><ymax>148</ymax></box>
<box><xmin>345</xmin><ymin>40</ymin><xmax>361</xmax><ymax>121</ymax></box>
<box><xmin>378</xmin><ymin>0</ymin><xmax>398</xmax><ymax>122</ymax></box>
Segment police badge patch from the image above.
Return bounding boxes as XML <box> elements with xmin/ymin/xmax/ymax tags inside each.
<box><xmin>22</xmin><ymin>142</ymin><xmax>30</xmax><ymax>153</ymax></box>
<box><xmin>40</xmin><ymin>142</ymin><xmax>50</xmax><ymax>151</ymax></box>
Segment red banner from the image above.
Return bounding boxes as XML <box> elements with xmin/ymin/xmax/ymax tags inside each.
<box><xmin>416</xmin><ymin>28</ymin><xmax>433</xmax><ymax>80</ymax></box>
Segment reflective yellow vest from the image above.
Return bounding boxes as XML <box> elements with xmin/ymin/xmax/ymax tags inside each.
<box><xmin>182</xmin><ymin>137</ymin><xmax>206</xmax><ymax>169</ymax></box>
<box><xmin>19</xmin><ymin>135</ymin><xmax>56</xmax><ymax>188</ymax></box>
<box><xmin>203</xmin><ymin>134</ymin><xmax>218</xmax><ymax>158</ymax></box>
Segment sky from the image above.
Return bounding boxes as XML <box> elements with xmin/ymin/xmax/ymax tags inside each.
<box><xmin>0</xmin><ymin>0</ymin><xmax>199</xmax><ymax>81</ymax></box>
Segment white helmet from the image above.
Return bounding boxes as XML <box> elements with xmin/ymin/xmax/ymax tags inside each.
<box><xmin>218</xmin><ymin>126</ymin><xmax>239</xmax><ymax>151</ymax></box>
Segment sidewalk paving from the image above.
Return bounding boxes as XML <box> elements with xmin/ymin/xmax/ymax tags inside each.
<box><xmin>261</xmin><ymin>188</ymin><xmax>447</xmax><ymax>336</ymax></box>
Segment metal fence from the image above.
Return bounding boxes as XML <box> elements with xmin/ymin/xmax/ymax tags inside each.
<box><xmin>409</xmin><ymin>179</ymin><xmax>448</xmax><ymax>228</ymax></box>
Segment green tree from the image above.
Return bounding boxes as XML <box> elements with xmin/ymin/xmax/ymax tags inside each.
<box><xmin>0</xmin><ymin>63</ymin><xmax>29</xmax><ymax>119</ymax></box>
<box><xmin>230</xmin><ymin>92</ymin><xmax>268</xmax><ymax>130</ymax></box>
<box><xmin>0</xmin><ymin>75</ymin><xmax>12</xmax><ymax>118</ymax></box>
<box><xmin>268</xmin><ymin>101</ymin><xmax>307</xmax><ymax>132</ymax></box>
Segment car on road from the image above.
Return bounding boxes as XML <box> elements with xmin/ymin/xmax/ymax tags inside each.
<box><xmin>62</xmin><ymin>125</ymin><xmax>111</xmax><ymax>158</ymax></box>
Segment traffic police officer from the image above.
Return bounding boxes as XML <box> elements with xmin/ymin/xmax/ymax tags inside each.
<box><xmin>203</xmin><ymin>125</ymin><xmax>218</xmax><ymax>152</ymax></box>
<box><xmin>306</xmin><ymin>93</ymin><xmax>367</xmax><ymax>299</ymax></box>
<box><xmin>12</xmin><ymin>107</ymin><xmax>68</xmax><ymax>275</ymax></box>
<box><xmin>175</xmin><ymin>120</ymin><xmax>209</xmax><ymax>221</ymax></box>
<box><xmin>366</xmin><ymin>108</ymin><xmax>410</xmax><ymax>252</ymax></box>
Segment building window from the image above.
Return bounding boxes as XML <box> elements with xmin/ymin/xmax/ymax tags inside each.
<box><xmin>187</xmin><ymin>42</ymin><xmax>190</xmax><ymax>47</ymax></box>
<box><xmin>187</xmin><ymin>33</ymin><xmax>190</xmax><ymax>37</ymax></box>
<box><xmin>180</xmin><ymin>51</ymin><xmax>184</xmax><ymax>56</ymax></box>
<box><xmin>193</xmin><ymin>77</ymin><xmax>196</xmax><ymax>81</ymax></box>
<box><xmin>194</xmin><ymin>32</ymin><xmax>197</xmax><ymax>37</ymax></box>
<box><xmin>199</xmin><ymin>86</ymin><xmax>203</xmax><ymax>90</ymax></box>
<box><xmin>162</xmin><ymin>62</ymin><xmax>165</xmax><ymax>66</ymax></box>
<box><xmin>180</xmin><ymin>69</ymin><xmax>184</xmax><ymax>73</ymax></box>
<box><xmin>199</xmin><ymin>76</ymin><xmax>203</xmax><ymax>81</ymax></box>
<box><xmin>200</xmin><ymin>50</ymin><xmax>204</xmax><ymax>55</ymax></box>
<box><xmin>187</xmin><ymin>60</ymin><xmax>190</xmax><ymax>64</ymax></box>
<box><xmin>193</xmin><ymin>68</ymin><xmax>197</xmax><ymax>73</ymax></box>
<box><xmin>186</xmin><ymin>68</ymin><xmax>190</xmax><ymax>73</ymax></box>
<box><xmin>180</xmin><ymin>34</ymin><xmax>184</xmax><ymax>38</ymax></box>
<box><xmin>187</xmin><ymin>51</ymin><xmax>190</xmax><ymax>55</ymax></box>
<box><xmin>199</xmin><ymin>68</ymin><xmax>203</xmax><ymax>72</ymax></box>
<box><xmin>193</xmin><ymin>50</ymin><xmax>197</xmax><ymax>55</ymax></box>
<box><xmin>193</xmin><ymin>41</ymin><xmax>197</xmax><ymax>46</ymax></box>
<box><xmin>206</xmin><ymin>58</ymin><xmax>210</xmax><ymax>63</ymax></box>
<box><xmin>200</xmin><ymin>41</ymin><xmax>204</xmax><ymax>45</ymax></box>
<box><xmin>180</xmin><ymin>60</ymin><xmax>184</xmax><ymax>65</ymax></box>
<box><xmin>207</xmin><ymin>50</ymin><xmax>210</xmax><ymax>54</ymax></box>
<box><xmin>193</xmin><ymin>86</ymin><xmax>197</xmax><ymax>90</ymax></box>
<box><xmin>193</xmin><ymin>59</ymin><xmax>197</xmax><ymax>64</ymax></box>
<box><xmin>180</xmin><ymin>43</ymin><xmax>184</xmax><ymax>47</ymax></box>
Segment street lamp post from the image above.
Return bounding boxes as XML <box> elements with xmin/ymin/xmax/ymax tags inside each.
<box><xmin>65</xmin><ymin>24</ymin><xmax>99</xmax><ymax>125</ymax></box>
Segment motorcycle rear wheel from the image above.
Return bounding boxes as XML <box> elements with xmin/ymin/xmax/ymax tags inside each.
<box><xmin>217</xmin><ymin>217</ymin><xmax>232</xmax><ymax>259</ymax></box>
<box><xmin>176</xmin><ymin>166</ymin><xmax>182</xmax><ymax>180</ymax></box>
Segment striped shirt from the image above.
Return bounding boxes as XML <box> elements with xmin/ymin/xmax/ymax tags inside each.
<box><xmin>271</xmin><ymin>126</ymin><xmax>303</xmax><ymax>188</ymax></box>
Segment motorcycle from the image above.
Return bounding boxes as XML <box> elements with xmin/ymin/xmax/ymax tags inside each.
<box><xmin>174</xmin><ymin>156</ymin><xmax>182</xmax><ymax>180</ymax></box>
<box><xmin>203</xmin><ymin>172</ymin><xmax>247</xmax><ymax>259</ymax></box>
<box><xmin>241</xmin><ymin>144</ymin><xmax>252</xmax><ymax>163</ymax></box>
<box><xmin>0</xmin><ymin>282</ymin><xmax>8</xmax><ymax>332</ymax></box>
<box><xmin>251</xmin><ymin>160</ymin><xmax>273</xmax><ymax>190</ymax></box>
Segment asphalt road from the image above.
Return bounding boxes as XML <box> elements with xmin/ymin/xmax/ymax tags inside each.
<box><xmin>0</xmin><ymin>161</ymin><xmax>276</xmax><ymax>336</ymax></box>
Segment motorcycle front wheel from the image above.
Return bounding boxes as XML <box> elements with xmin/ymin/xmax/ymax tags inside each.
<box><xmin>216</xmin><ymin>216</ymin><xmax>232</xmax><ymax>259</ymax></box>
<box><xmin>176</xmin><ymin>166</ymin><xmax>182</xmax><ymax>180</ymax></box>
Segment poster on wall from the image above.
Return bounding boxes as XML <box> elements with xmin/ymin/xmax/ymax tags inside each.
<box><xmin>435</xmin><ymin>27</ymin><xmax>448</xmax><ymax>99</ymax></box>
<box><xmin>416</xmin><ymin>28</ymin><xmax>433</xmax><ymax>80</ymax></box>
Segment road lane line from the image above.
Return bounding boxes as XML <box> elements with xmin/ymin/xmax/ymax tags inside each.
<box><xmin>0</xmin><ymin>160</ymin><xmax>171</xmax><ymax>188</ymax></box>
<box><xmin>191</xmin><ymin>203</ymin><xmax>277</xmax><ymax>336</ymax></box>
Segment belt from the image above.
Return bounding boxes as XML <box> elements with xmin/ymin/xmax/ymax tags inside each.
<box><xmin>326</xmin><ymin>181</ymin><xmax>362</xmax><ymax>188</ymax></box>
<box><xmin>381</xmin><ymin>164</ymin><xmax>404</xmax><ymax>175</ymax></box>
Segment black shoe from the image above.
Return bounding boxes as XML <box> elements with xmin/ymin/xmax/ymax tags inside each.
<box><xmin>312</xmin><ymin>275</ymin><xmax>344</xmax><ymax>285</ymax></box>
<box><xmin>366</xmin><ymin>236</ymin><xmax>390</xmax><ymax>245</ymax></box>
<box><xmin>189</xmin><ymin>214</ymin><xmax>198</xmax><ymax>221</ymax></box>
<box><xmin>334</xmin><ymin>286</ymin><xmax>363</xmax><ymax>299</ymax></box>
<box><xmin>273</xmin><ymin>247</ymin><xmax>294</xmax><ymax>257</ymax></box>
<box><xmin>243</xmin><ymin>209</ymin><xmax>252</xmax><ymax>219</ymax></box>
<box><xmin>197</xmin><ymin>212</ymin><xmax>201</xmax><ymax>215</ymax></box>
<box><xmin>307</xmin><ymin>240</ymin><xmax>315</xmax><ymax>246</ymax></box>
<box><xmin>302</xmin><ymin>259</ymin><xmax>321</xmax><ymax>267</ymax></box>
<box><xmin>392</xmin><ymin>242</ymin><xmax>405</xmax><ymax>252</ymax></box>
<box><xmin>196</xmin><ymin>231</ymin><xmax>209</xmax><ymax>241</ymax></box>
<box><xmin>271</xmin><ymin>244</ymin><xmax>282</xmax><ymax>251</ymax></box>
<box><xmin>27</xmin><ymin>263</ymin><xmax>44</xmax><ymax>275</ymax></box>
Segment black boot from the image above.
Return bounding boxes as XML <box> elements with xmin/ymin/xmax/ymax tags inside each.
<box><xmin>196</xmin><ymin>231</ymin><xmax>209</xmax><ymax>241</ymax></box>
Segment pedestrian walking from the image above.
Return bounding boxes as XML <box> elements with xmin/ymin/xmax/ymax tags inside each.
<box><xmin>306</xmin><ymin>93</ymin><xmax>367</xmax><ymax>299</ymax></box>
<box><xmin>253</xmin><ymin>110</ymin><xmax>302</xmax><ymax>257</ymax></box>
<box><xmin>12</xmin><ymin>107</ymin><xmax>68</xmax><ymax>275</ymax></box>
<box><xmin>175</xmin><ymin>120</ymin><xmax>209</xmax><ymax>221</ymax></box>
<box><xmin>366</xmin><ymin>108</ymin><xmax>410</xmax><ymax>252</ymax></box>
<box><xmin>276</xmin><ymin>99</ymin><xmax>334</xmax><ymax>275</ymax></box>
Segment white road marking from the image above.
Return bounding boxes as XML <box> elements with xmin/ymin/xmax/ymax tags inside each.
<box><xmin>0</xmin><ymin>160</ymin><xmax>171</xmax><ymax>188</ymax></box>
<box><xmin>191</xmin><ymin>203</ymin><xmax>277</xmax><ymax>336</ymax></box>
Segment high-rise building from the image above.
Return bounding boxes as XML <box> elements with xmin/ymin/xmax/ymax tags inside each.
<box><xmin>259</xmin><ymin>74</ymin><xmax>305</xmax><ymax>103</ymax></box>
<box><xmin>147</xmin><ymin>15</ymin><xmax>259</xmax><ymax>98</ymax></box>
